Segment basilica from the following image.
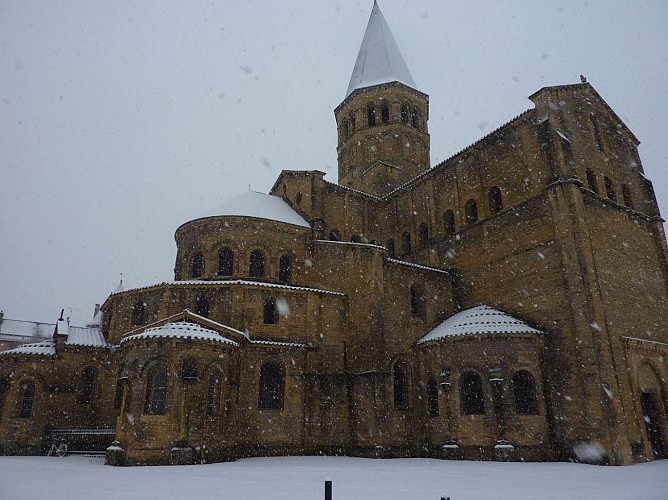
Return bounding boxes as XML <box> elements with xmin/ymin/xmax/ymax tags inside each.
<box><xmin>1</xmin><ymin>3</ymin><xmax>667</xmax><ymax>466</ymax></box>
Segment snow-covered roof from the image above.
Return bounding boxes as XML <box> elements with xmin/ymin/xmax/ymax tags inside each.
<box><xmin>385</xmin><ymin>258</ymin><xmax>452</xmax><ymax>275</ymax></box>
<box><xmin>345</xmin><ymin>1</ymin><xmax>416</xmax><ymax>97</ymax></box>
<box><xmin>66</xmin><ymin>326</ymin><xmax>109</xmax><ymax>347</ymax></box>
<box><xmin>0</xmin><ymin>340</ymin><xmax>56</xmax><ymax>357</ymax></box>
<box><xmin>121</xmin><ymin>321</ymin><xmax>239</xmax><ymax>346</ymax></box>
<box><xmin>198</xmin><ymin>191</ymin><xmax>310</xmax><ymax>228</ymax></box>
<box><xmin>0</xmin><ymin>317</ymin><xmax>109</xmax><ymax>349</ymax></box>
<box><xmin>417</xmin><ymin>305</ymin><xmax>542</xmax><ymax>344</ymax></box>
<box><xmin>0</xmin><ymin>318</ymin><xmax>54</xmax><ymax>338</ymax></box>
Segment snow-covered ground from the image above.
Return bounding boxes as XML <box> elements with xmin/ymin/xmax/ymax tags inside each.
<box><xmin>1</xmin><ymin>455</ymin><xmax>666</xmax><ymax>499</ymax></box>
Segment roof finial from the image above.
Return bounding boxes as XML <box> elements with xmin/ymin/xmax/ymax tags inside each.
<box><xmin>580</xmin><ymin>74</ymin><xmax>587</xmax><ymax>83</ymax></box>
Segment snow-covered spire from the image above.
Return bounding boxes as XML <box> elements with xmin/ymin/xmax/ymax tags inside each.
<box><xmin>345</xmin><ymin>1</ymin><xmax>416</xmax><ymax>97</ymax></box>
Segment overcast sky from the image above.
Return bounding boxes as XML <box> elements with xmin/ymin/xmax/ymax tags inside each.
<box><xmin>1</xmin><ymin>0</ymin><xmax>667</xmax><ymax>325</ymax></box>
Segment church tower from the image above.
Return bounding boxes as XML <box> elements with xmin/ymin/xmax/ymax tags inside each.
<box><xmin>335</xmin><ymin>2</ymin><xmax>430</xmax><ymax>196</ymax></box>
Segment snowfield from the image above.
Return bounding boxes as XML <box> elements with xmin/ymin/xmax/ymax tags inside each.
<box><xmin>1</xmin><ymin>456</ymin><xmax>667</xmax><ymax>499</ymax></box>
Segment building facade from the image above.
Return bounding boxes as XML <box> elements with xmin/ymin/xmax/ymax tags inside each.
<box><xmin>1</xmin><ymin>3</ymin><xmax>667</xmax><ymax>466</ymax></box>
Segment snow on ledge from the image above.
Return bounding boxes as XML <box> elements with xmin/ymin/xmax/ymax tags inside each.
<box><xmin>110</xmin><ymin>280</ymin><xmax>345</xmax><ymax>297</ymax></box>
<box><xmin>0</xmin><ymin>340</ymin><xmax>56</xmax><ymax>357</ymax></box>
<box><xmin>385</xmin><ymin>258</ymin><xmax>452</xmax><ymax>275</ymax></box>
<box><xmin>121</xmin><ymin>321</ymin><xmax>239</xmax><ymax>346</ymax></box>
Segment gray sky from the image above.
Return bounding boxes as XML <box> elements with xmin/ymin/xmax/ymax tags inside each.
<box><xmin>1</xmin><ymin>0</ymin><xmax>667</xmax><ymax>325</ymax></box>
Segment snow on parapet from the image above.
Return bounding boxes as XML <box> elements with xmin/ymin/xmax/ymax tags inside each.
<box><xmin>198</xmin><ymin>191</ymin><xmax>310</xmax><ymax>228</ymax></box>
<box><xmin>345</xmin><ymin>1</ymin><xmax>416</xmax><ymax>97</ymax></box>
<box><xmin>417</xmin><ymin>305</ymin><xmax>541</xmax><ymax>343</ymax></box>
<box><xmin>0</xmin><ymin>340</ymin><xmax>56</xmax><ymax>357</ymax></box>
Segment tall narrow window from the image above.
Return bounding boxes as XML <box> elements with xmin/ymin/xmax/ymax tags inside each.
<box><xmin>512</xmin><ymin>370</ymin><xmax>538</xmax><ymax>415</ymax></box>
<box><xmin>195</xmin><ymin>296</ymin><xmax>209</xmax><ymax>318</ymax></box>
<box><xmin>591</xmin><ymin>115</ymin><xmax>604</xmax><ymax>152</ymax></box>
<box><xmin>131</xmin><ymin>301</ymin><xmax>145</xmax><ymax>326</ymax></box>
<box><xmin>427</xmin><ymin>377</ymin><xmax>439</xmax><ymax>417</ymax></box>
<box><xmin>393</xmin><ymin>359</ymin><xmax>409</xmax><ymax>410</ymax></box>
<box><xmin>145</xmin><ymin>370</ymin><xmax>168</xmax><ymax>415</ymax></box>
<box><xmin>349</xmin><ymin>112</ymin><xmax>356</xmax><ymax>133</ymax></box>
<box><xmin>559</xmin><ymin>133</ymin><xmax>573</xmax><ymax>163</ymax></box>
<box><xmin>206</xmin><ymin>370</ymin><xmax>222</xmax><ymax>417</ymax></box>
<box><xmin>19</xmin><ymin>382</ymin><xmax>36</xmax><ymax>418</ymax></box>
<box><xmin>279</xmin><ymin>255</ymin><xmax>292</xmax><ymax>282</ymax></box>
<box><xmin>249</xmin><ymin>250</ymin><xmax>265</xmax><ymax>278</ymax></box>
<box><xmin>622</xmin><ymin>184</ymin><xmax>634</xmax><ymax>209</ymax></box>
<box><xmin>218</xmin><ymin>248</ymin><xmax>234</xmax><ymax>276</ymax></box>
<box><xmin>258</xmin><ymin>360</ymin><xmax>284</xmax><ymax>409</ymax></box>
<box><xmin>367</xmin><ymin>103</ymin><xmax>376</xmax><ymax>127</ymax></box>
<box><xmin>401</xmin><ymin>103</ymin><xmax>409</xmax><ymax>124</ymax></box>
<box><xmin>604</xmin><ymin>177</ymin><xmax>616</xmax><ymax>202</ymax></box>
<box><xmin>444</xmin><ymin>210</ymin><xmax>456</xmax><ymax>235</ymax></box>
<box><xmin>489</xmin><ymin>187</ymin><xmax>503</xmax><ymax>214</ymax></box>
<box><xmin>410</xmin><ymin>283</ymin><xmax>426</xmax><ymax>317</ymax></box>
<box><xmin>465</xmin><ymin>199</ymin><xmax>478</xmax><ymax>225</ymax></box>
<box><xmin>412</xmin><ymin>106</ymin><xmax>422</xmax><ymax>130</ymax></box>
<box><xmin>78</xmin><ymin>367</ymin><xmax>96</xmax><ymax>404</ymax></box>
<box><xmin>342</xmin><ymin>119</ymin><xmax>351</xmax><ymax>140</ymax></box>
<box><xmin>191</xmin><ymin>252</ymin><xmax>204</xmax><ymax>278</ymax></box>
<box><xmin>418</xmin><ymin>223</ymin><xmax>430</xmax><ymax>244</ymax></box>
<box><xmin>401</xmin><ymin>231</ymin><xmax>412</xmax><ymax>254</ymax></box>
<box><xmin>386</xmin><ymin>239</ymin><xmax>395</xmax><ymax>258</ymax></box>
<box><xmin>460</xmin><ymin>371</ymin><xmax>484</xmax><ymax>415</ymax></box>
<box><xmin>264</xmin><ymin>298</ymin><xmax>278</xmax><ymax>324</ymax></box>
<box><xmin>586</xmin><ymin>168</ymin><xmax>598</xmax><ymax>193</ymax></box>
<box><xmin>381</xmin><ymin>101</ymin><xmax>390</xmax><ymax>124</ymax></box>
<box><xmin>329</xmin><ymin>229</ymin><xmax>341</xmax><ymax>242</ymax></box>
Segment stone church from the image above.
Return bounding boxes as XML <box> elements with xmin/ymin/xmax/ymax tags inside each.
<box><xmin>1</xmin><ymin>3</ymin><xmax>667</xmax><ymax>466</ymax></box>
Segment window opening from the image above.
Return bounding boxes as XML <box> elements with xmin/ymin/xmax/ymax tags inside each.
<box><xmin>249</xmin><ymin>250</ymin><xmax>266</xmax><ymax>278</ymax></box>
<box><xmin>401</xmin><ymin>103</ymin><xmax>409</xmax><ymax>124</ymax></box>
<box><xmin>512</xmin><ymin>370</ymin><xmax>538</xmax><ymax>415</ymax></box>
<box><xmin>258</xmin><ymin>361</ymin><xmax>284</xmax><ymax>409</ymax></box>
<box><xmin>604</xmin><ymin>177</ymin><xmax>616</xmax><ymax>202</ymax></box>
<box><xmin>427</xmin><ymin>377</ymin><xmax>439</xmax><ymax>417</ymax></box>
<box><xmin>191</xmin><ymin>252</ymin><xmax>204</xmax><ymax>278</ymax></box>
<box><xmin>78</xmin><ymin>367</ymin><xmax>96</xmax><ymax>404</ymax></box>
<box><xmin>418</xmin><ymin>223</ymin><xmax>430</xmax><ymax>244</ymax></box>
<box><xmin>381</xmin><ymin>101</ymin><xmax>390</xmax><ymax>124</ymax></box>
<box><xmin>19</xmin><ymin>382</ymin><xmax>36</xmax><ymax>418</ymax></box>
<box><xmin>393</xmin><ymin>360</ymin><xmax>409</xmax><ymax>410</ymax></box>
<box><xmin>264</xmin><ymin>298</ymin><xmax>278</xmax><ymax>324</ymax></box>
<box><xmin>465</xmin><ymin>199</ymin><xmax>478</xmax><ymax>225</ymax></box>
<box><xmin>367</xmin><ymin>103</ymin><xmax>376</xmax><ymax>127</ymax></box>
<box><xmin>586</xmin><ymin>169</ymin><xmax>598</xmax><ymax>193</ymax></box>
<box><xmin>279</xmin><ymin>255</ymin><xmax>292</xmax><ymax>282</ymax></box>
<box><xmin>131</xmin><ymin>301</ymin><xmax>145</xmax><ymax>326</ymax></box>
<box><xmin>195</xmin><ymin>296</ymin><xmax>209</xmax><ymax>318</ymax></box>
<box><xmin>489</xmin><ymin>187</ymin><xmax>503</xmax><ymax>214</ymax></box>
<box><xmin>412</xmin><ymin>106</ymin><xmax>422</xmax><ymax>130</ymax></box>
<box><xmin>460</xmin><ymin>371</ymin><xmax>484</xmax><ymax>415</ymax></box>
<box><xmin>444</xmin><ymin>210</ymin><xmax>456</xmax><ymax>235</ymax></box>
<box><xmin>218</xmin><ymin>248</ymin><xmax>234</xmax><ymax>276</ymax></box>
<box><xmin>145</xmin><ymin>370</ymin><xmax>168</xmax><ymax>415</ymax></box>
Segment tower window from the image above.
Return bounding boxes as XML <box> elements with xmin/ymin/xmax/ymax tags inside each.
<box><xmin>586</xmin><ymin>169</ymin><xmax>598</xmax><ymax>193</ymax></box>
<box><xmin>427</xmin><ymin>377</ymin><xmax>439</xmax><ymax>417</ymax></box>
<box><xmin>604</xmin><ymin>177</ymin><xmax>616</xmax><ymax>202</ymax></box>
<box><xmin>418</xmin><ymin>223</ymin><xmax>430</xmax><ymax>244</ymax></box>
<box><xmin>412</xmin><ymin>106</ymin><xmax>422</xmax><ymax>130</ymax></box>
<box><xmin>279</xmin><ymin>255</ymin><xmax>292</xmax><ymax>282</ymax></box>
<box><xmin>444</xmin><ymin>210</ymin><xmax>456</xmax><ymax>235</ymax></box>
<box><xmin>264</xmin><ymin>297</ymin><xmax>278</xmax><ymax>324</ymax></box>
<box><xmin>460</xmin><ymin>371</ymin><xmax>484</xmax><ymax>415</ymax></box>
<box><xmin>465</xmin><ymin>199</ymin><xmax>478</xmax><ymax>225</ymax></box>
<box><xmin>489</xmin><ymin>187</ymin><xmax>503</xmax><ymax>214</ymax></box>
<box><xmin>258</xmin><ymin>360</ymin><xmax>284</xmax><ymax>409</ymax></box>
<box><xmin>349</xmin><ymin>112</ymin><xmax>356</xmax><ymax>132</ymax></box>
<box><xmin>249</xmin><ymin>250</ymin><xmax>266</xmax><ymax>278</ymax></box>
<box><xmin>622</xmin><ymin>184</ymin><xmax>634</xmax><ymax>209</ymax></box>
<box><xmin>393</xmin><ymin>359</ymin><xmax>410</xmax><ymax>410</ymax></box>
<box><xmin>367</xmin><ymin>103</ymin><xmax>376</xmax><ymax>127</ymax></box>
<box><xmin>19</xmin><ymin>382</ymin><xmax>36</xmax><ymax>418</ymax></box>
<box><xmin>144</xmin><ymin>370</ymin><xmax>168</xmax><ymax>415</ymax></box>
<box><xmin>401</xmin><ymin>103</ymin><xmax>409</xmax><ymax>124</ymax></box>
<box><xmin>401</xmin><ymin>231</ymin><xmax>412</xmax><ymax>254</ymax></box>
<box><xmin>386</xmin><ymin>238</ymin><xmax>395</xmax><ymax>258</ymax></box>
<box><xmin>191</xmin><ymin>252</ymin><xmax>204</xmax><ymax>278</ymax></box>
<box><xmin>591</xmin><ymin>115</ymin><xmax>604</xmax><ymax>152</ymax></box>
<box><xmin>342</xmin><ymin>119</ymin><xmax>352</xmax><ymax>140</ymax></box>
<box><xmin>131</xmin><ymin>301</ymin><xmax>145</xmax><ymax>326</ymax></box>
<box><xmin>381</xmin><ymin>101</ymin><xmax>390</xmax><ymax>124</ymax></box>
<box><xmin>195</xmin><ymin>296</ymin><xmax>209</xmax><ymax>318</ymax></box>
<box><xmin>77</xmin><ymin>367</ymin><xmax>96</xmax><ymax>404</ymax></box>
<box><xmin>512</xmin><ymin>370</ymin><xmax>538</xmax><ymax>415</ymax></box>
<box><xmin>218</xmin><ymin>248</ymin><xmax>234</xmax><ymax>276</ymax></box>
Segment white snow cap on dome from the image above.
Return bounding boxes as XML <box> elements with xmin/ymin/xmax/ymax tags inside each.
<box><xmin>418</xmin><ymin>305</ymin><xmax>541</xmax><ymax>343</ymax></box>
<box><xmin>200</xmin><ymin>191</ymin><xmax>310</xmax><ymax>228</ymax></box>
<box><xmin>345</xmin><ymin>1</ymin><xmax>416</xmax><ymax>97</ymax></box>
<box><xmin>121</xmin><ymin>321</ymin><xmax>238</xmax><ymax>346</ymax></box>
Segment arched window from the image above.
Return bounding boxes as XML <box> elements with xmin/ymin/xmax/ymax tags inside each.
<box><xmin>329</xmin><ymin>229</ymin><xmax>341</xmax><ymax>242</ymax></box>
<box><xmin>349</xmin><ymin>112</ymin><xmax>356</xmax><ymax>133</ymax></box>
<box><xmin>19</xmin><ymin>381</ymin><xmax>36</xmax><ymax>418</ymax></box>
<box><xmin>258</xmin><ymin>360</ymin><xmax>284</xmax><ymax>409</ymax></box>
<box><xmin>145</xmin><ymin>370</ymin><xmax>168</xmax><ymax>415</ymax></box>
<box><xmin>367</xmin><ymin>102</ymin><xmax>376</xmax><ymax>127</ymax></box>
<box><xmin>218</xmin><ymin>248</ymin><xmax>234</xmax><ymax>276</ymax></box>
<box><xmin>77</xmin><ymin>367</ymin><xmax>96</xmax><ymax>404</ymax></box>
<box><xmin>410</xmin><ymin>283</ymin><xmax>425</xmax><ymax>317</ymax></box>
<box><xmin>249</xmin><ymin>250</ymin><xmax>265</xmax><ymax>278</ymax></box>
<box><xmin>586</xmin><ymin>168</ymin><xmax>598</xmax><ymax>193</ymax></box>
<box><xmin>489</xmin><ymin>187</ymin><xmax>503</xmax><ymax>214</ymax></box>
<box><xmin>195</xmin><ymin>296</ymin><xmax>209</xmax><ymax>318</ymax></box>
<box><xmin>465</xmin><ymin>199</ymin><xmax>478</xmax><ymax>226</ymax></box>
<box><xmin>206</xmin><ymin>370</ymin><xmax>222</xmax><ymax>417</ymax></box>
<box><xmin>418</xmin><ymin>223</ymin><xmax>430</xmax><ymax>244</ymax></box>
<box><xmin>604</xmin><ymin>177</ymin><xmax>616</xmax><ymax>202</ymax></box>
<box><xmin>191</xmin><ymin>252</ymin><xmax>204</xmax><ymax>278</ymax></box>
<box><xmin>412</xmin><ymin>106</ymin><xmax>422</xmax><ymax>130</ymax></box>
<box><xmin>386</xmin><ymin>239</ymin><xmax>395</xmax><ymax>258</ymax></box>
<box><xmin>401</xmin><ymin>231</ymin><xmax>412</xmax><ymax>254</ymax></box>
<box><xmin>460</xmin><ymin>371</ymin><xmax>484</xmax><ymax>415</ymax></box>
<box><xmin>342</xmin><ymin>119</ymin><xmax>351</xmax><ymax>140</ymax></box>
<box><xmin>513</xmin><ymin>370</ymin><xmax>538</xmax><ymax>415</ymax></box>
<box><xmin>264</xmin><ymin>298</ymin><xmax>278</xmax><ymax>324</ymax></box>
<box><xmin>279</xmin><ymin>255</ymin><xmax>292</xmax><ymax>282</ymax></box>
<box><xmin>393</xmin><ymin>359</ymin><xmax>409</xmax><ymax>410</ymax></box>
<box><xmin>444</xmin><ymin>210</ymin><xmax>456</xmax><ymax>235</ymax></box>
<box><xmin>401</xmin><ymin>103</ymin><xmax>409</xmax><ymax>124</ymax></box>
<box><xmin>622</xmin><ymin>184</ymin><xmax>634</xmax><ymax>209</ymax></box>
<box><xmin>131</xmin><ymin>301</ymin><xmax>145</xmax><ymax>326</ymax></box>
<box><xmin>381</xmin><ymin>101</ymin><xmax>390</xmax><ymax>124</ymax></box>
<box><xmin>427</xmin><ymin>377</ymin><xmax>439</xmax><ymax>417</ymax></box>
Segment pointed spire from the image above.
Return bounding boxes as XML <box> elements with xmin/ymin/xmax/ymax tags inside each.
<box><xmin>345</xmin><ymin>1</ymin><xmax>416</xmax><ymax>97</ymax></box>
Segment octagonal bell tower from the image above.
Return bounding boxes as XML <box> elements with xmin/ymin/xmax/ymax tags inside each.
<box><xmin>335</xmin><ymin>1</ymin><xmax>430</xmax><ymax>196</ymax></box>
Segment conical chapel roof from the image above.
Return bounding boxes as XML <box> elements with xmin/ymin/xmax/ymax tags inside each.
<box><xmin>345</xmin><ymin>1</ymin><xmax>416</xmax><ymax>98</ymax></box>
